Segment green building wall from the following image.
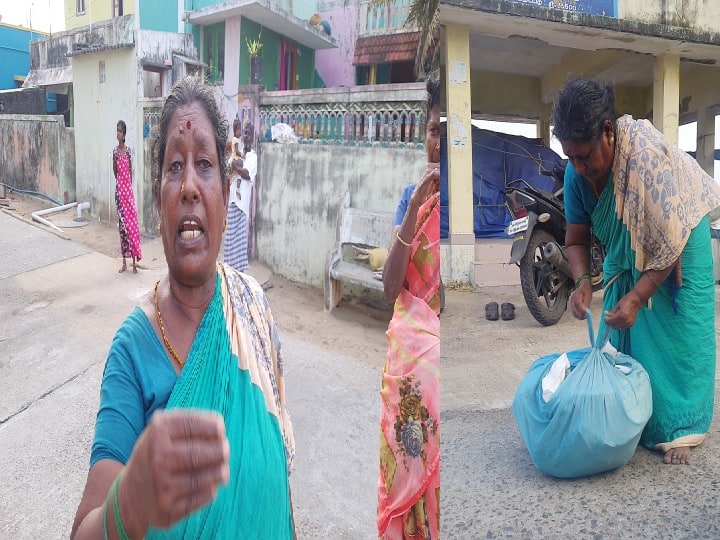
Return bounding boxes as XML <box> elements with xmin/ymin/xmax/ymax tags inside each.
<box><xmin>239</xmin><ymin>19</ymin><xmax>315</xmax><ymax>89</ymax></box>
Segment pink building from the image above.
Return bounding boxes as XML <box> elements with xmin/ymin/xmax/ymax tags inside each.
<box><xmin>316</xmin><ymin>0</ymin><xmax>421</xmax><ymax>87</ymax></box>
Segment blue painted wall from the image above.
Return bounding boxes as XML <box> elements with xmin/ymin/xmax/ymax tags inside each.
<box><xmin>0</xmin><ymin>23</ymin><xmax>44</xmax><ymax>90</ymax></box>
<box><xmin>0</xmin><ymin>23</ymin><xmax>60</xmax><ymax>112</ymax></box>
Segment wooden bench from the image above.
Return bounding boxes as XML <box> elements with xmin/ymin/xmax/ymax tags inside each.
<box><xmin>324</xmin><ymin>190</ymin><xmax>395</xmax><ymax>312</ymax></box>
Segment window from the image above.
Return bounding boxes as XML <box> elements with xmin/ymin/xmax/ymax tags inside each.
<box><xmin>203</xmin><ymin>23</ymin><xmax>225</xmax><ymax>84</ymax></box>
<box><xmin>113</xmin><ymin>0</ymin><xmax>124</xmax><ymax>17</ymax></box>
<box><xmin>355</xmin><ymin>65</ymin><xmax>374</xmax><ymax>86</ymax></box>
<box><xmin>142</xmin><ymin>68</ymin><xmax>163</xmax><ymax>98</ymax></box>
<box><xmin>77</xmin><ymin>0</ymin><xmax>86</xmax><ymax>14</ymax></box>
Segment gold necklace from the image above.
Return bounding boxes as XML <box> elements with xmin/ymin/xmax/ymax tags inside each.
<box><xmin>154</xmin><ymin>280</ymin><xmax>185</xmax><ymax>368</ymax></box>
<box><xmin>588</xmin><ymin>179</ymin><xmax>600</xmax><ymax>199</ymax></box>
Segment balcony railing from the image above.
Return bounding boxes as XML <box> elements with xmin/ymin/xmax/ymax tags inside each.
<box><xmin>30</xmin><ymin>14</ymin><xmax>135</xmax><ymax>69</ymax></box>
<box><xmin>359</xmin><ymin>0</ymin><xmax>414</xmax><ymax>36</ymax></box>
<box><xmin>259</xmin><ymin>83</ymin><xmax>426</xmax><ymax>148</ymax></box>
<box><xmin>67</xmin><ymin>14</ymin><xmax>135</xmax><ymax>57</ymax></box>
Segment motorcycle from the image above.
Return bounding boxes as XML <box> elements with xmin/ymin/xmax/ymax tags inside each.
<box><xmin>505</xmin><ymin>162</ymin><xmax>605</xmax><ymax>326</ymax></box>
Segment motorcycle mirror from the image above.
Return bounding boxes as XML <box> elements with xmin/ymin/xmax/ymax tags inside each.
<box><xmin>538</xmin><ymin>212</ymin><xmax>551</xmax><ymax>223</ymax></box>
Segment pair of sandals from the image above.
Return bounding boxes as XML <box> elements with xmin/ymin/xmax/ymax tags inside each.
<box><xmin>485</xmin><ymin>302</ymin><xmax>515</xmax><ymax>321</ymax></box>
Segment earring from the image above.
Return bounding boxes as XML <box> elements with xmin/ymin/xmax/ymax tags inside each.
<box><xmin>435</xmin><ymin>142</ymin><xmax>440</xmax><ymax>150</ymax></box>
<box><xmin>223</xmin><ymin>219</ymin><xmax>228</xmax><ymax>232</ymax></box>
<box><xmin>609</xmin><ymin>135</ymin><xmax>615</xmax><ymax>147</ymax></box>
<box><xmin>156</xmin><ymin>222</ymin><xmax>161</xmax><ymax>232</ymax></box>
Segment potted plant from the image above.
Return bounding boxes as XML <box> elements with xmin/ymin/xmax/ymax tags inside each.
<box><xmin>246</xmin><ymin>31</ymin><xmax>263</xmax><ymax>84</ymax></box>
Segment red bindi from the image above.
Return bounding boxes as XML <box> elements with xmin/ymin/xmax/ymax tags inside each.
<box><xmin>187</xmin><ymin>120</ymin><xmax>191</xmax><ymax>129</ymax></box>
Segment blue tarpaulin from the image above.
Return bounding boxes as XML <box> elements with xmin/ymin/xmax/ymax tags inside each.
<box><xmin>440</xmin><ymin>126</ymin><xmax>565</xmax><ymax>239</ymax></box>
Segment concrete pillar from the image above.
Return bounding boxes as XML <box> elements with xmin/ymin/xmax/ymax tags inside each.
<box><xmin>536</xmin><ymin>117</ymin><xmax>550</xmax><ymax>146</ymax></box>
<box><xmin>696</xmin><ymin>103</ymin><xmax>716</xmax><ymax>178</ymax></box>
<box><xmin>223</xmin><ymin>16</ymin><xmax>242</xmax><ymax>122</ymax></box>
<box><xmin>442</xmin><ymin>23</ymin><xmax>475</xmax><ymax>286</ymax></box>
<box><xmin>653</xmin><ymin>54</ymin><xmax>680</xmax><ymax>145</ymax></box>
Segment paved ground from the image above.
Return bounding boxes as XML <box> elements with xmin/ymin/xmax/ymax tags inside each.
<box><xmin>0</xmin><ymin>210</ymin><xmax>380</xmax><ymax>539</ymax></box>
<box><xmin>5</xmin><ymin>206</ymin><xmax>720</xmax><ymax>539</ymax></box>
<box><xmin>441</xmin><ymin>286</ymin><xmax>720</xmax><ymax>539</ymax></box>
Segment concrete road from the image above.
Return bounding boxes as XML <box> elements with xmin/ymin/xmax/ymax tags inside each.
<box><xmin>0</xmin><ymin>211</ymin><xmax>378</xmax><ymax>539</ymax></box>
<box><xmin>10</xmin><ymin>206</ymin><xmax>718</xmax><ymax>540</ymax></box>
<box><xmin>441</xmin><ymin>286</ymin><xmax>720</xmax><ymax>539</ymax></box>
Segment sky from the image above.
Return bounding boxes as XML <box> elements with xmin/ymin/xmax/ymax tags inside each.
<box><xmin>0</xmin><ymin>0</ymin><xmax>65</xmax><ymax>33</ymax></box>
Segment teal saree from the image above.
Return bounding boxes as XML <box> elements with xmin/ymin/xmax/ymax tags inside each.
<box><xmin>147</xmin><ymin>263</ymin><xmax>294</xmax><ymax>539</ymax></box>
<box><xmin>592</xmin><ymin>182</ymin><xmax>716</xmax><ymax>451</ymax></box>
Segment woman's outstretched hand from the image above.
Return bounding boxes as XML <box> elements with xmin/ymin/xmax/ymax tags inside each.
<box><xmin>121</xmin><ymin>409</ymin><xmax>230</xmax><ymax>536</ymax></box>
<box><xmin>570</xmin><ymin>281</ymin><xmax>592</xmax><ymax>319</ymax></box>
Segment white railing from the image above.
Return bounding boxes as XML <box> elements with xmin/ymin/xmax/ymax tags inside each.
<box><xmin>359</xmin><ymin>0</ymin><xmax>415</xmax><ymax>36</ymax></box>
<box><xmin>259</xmin><ymin>83</ymin><xmax>426</xmax><ymax>148</ymax></box>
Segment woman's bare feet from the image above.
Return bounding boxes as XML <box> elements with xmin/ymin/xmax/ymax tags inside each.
<box><xmin>132</xmin><ymin>259</ymin><xmax>138</xmax><ymax>274</ymax></box>
<box><xmin>663</xmin><ymin>447</ymin><xmax>691</xmax><ymax>465</ymax></box>
<box><xmin>119</xmin><ymin>259</ymin><xmax>127</xmax><ymax>273</ymax></box>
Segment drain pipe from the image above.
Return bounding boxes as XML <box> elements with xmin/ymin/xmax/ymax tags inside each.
<box><xmin>74</xmin><ymin>201</ymin><xmax>91</xmax><ymax>221</ymax></box>
<box><xmin>32</xmin><ymin>202</ymin><xmax>78</xmax><ymax>233</ymax></box>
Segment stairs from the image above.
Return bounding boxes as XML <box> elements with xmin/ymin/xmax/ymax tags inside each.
<box><xmin>473</xmin><ymin>238</ymin><xmax>521</xmax><ymax>292</ymax></box>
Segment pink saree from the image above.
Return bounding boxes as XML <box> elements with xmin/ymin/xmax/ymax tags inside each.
<box><xmin>378</xmin><ymin>192</ymin><xmax>440</xmax><ymax>539</ymax></box>
<box><xmin>113</xmin><ymin>146</ymin><xmax>142</xmax><ymax>260</ymax></box>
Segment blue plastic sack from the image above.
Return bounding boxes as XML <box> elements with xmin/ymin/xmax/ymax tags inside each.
<box><xmin>512</xmin><ymin>311</ymin><xmax>653</xmax><ymax>478</ymax></box>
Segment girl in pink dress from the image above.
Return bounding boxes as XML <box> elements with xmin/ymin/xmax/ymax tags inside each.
<box><xmin>113</xmin><ymin>120</ymin><xmax>142</xmax><ymax>273</ymax></box>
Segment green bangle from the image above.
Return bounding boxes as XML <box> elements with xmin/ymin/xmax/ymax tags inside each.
<box><xmin>102</xmin><ymin>492</ymin><xmax>109</xmax><ymax>540</ymax></box>
<box><xmin>574</xmin><ymin>274</ymin><xmax>591</xmax><ymax>289</ymax></box>
<box><xmin>112</xmin><ymin>472</ymin><xmax>131</xmax><ymax>540</ymax></box>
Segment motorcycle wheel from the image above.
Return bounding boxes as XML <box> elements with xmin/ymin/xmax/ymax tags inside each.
<box><xmin>519</xmin><ymin>229</ymin><xmax>571</xmax><ymax>326</ymax></box>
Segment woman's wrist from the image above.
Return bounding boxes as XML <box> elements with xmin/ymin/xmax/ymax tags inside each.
<box><xmin>574</xmin><ymin>273</ymin><xmax>591</xmax><ymax>289</ymax></box>
<box><xmin>116</xmin><ymin>469</ymin><xmax>146</xmax><ymax>540</ymax></box>
<box><xmin>643</xmin><ymin>271</ymin><xmax>660</xmax><ymax>288</ymax></box>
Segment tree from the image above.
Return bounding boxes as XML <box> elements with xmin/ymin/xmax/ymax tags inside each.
<box><xmin>406</xmin><ymin>0</ymin><xmax>439</xmax><ymax>78</ymax></box>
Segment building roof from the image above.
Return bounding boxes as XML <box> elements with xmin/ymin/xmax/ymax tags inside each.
<box><xmin>22</xmin><ymin>65</ymin><xmax>72</xmax><ymax>88</ymax></box>
<box><xmin>352</xmin><ymin>31</ymin><xmax>421</xmax><ymax>66</ymax></box>
<box><xmin>0</xmin><ymin>21</ymin><xmax>49</xmax><ymax>36</ymax></box>
<box><xmin>187</xmin><ymin>0</ymin><xmax>335</xmax><ymax>50</ymax></box>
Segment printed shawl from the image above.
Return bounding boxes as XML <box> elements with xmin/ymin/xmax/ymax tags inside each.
<box><xmin>148</xmin><ymin>263</ymin><xmax>294</xmax><ymax>539</ymax></box>
<box><xmin>378</xmin><ymin>193</ymin><xmax>441</xmax><ymax>539</ymax></box>
<box><xmin>612</xmin><ymin>115</ymin><xmax>720</xmax><ymax>271</ymax></box>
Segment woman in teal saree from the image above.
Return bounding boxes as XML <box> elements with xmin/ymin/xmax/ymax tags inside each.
<box><xmin>553</xmin><ymin>79</ymin><xmax>720</xmax><ymax>466</ymax></box>
<box><xmin>72</xmin><ymin>77</ymin><xmax>295</xmax><ymax>539</ymax></box>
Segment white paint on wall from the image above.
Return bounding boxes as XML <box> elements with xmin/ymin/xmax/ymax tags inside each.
<box><xmin>73</xmin><ymin>30</ymin><xmax>196</xmax><ymax>231</ymax></box>
<box><xmin>178</xmin><ymin>0</ymin><xmax>184</xmax><ymax>33</ymax></box>
<box><xmin>449</xmin><ymin>114</ymin><xmax>469</xmax><ymax>147</ymax></box>
<box><xmin>73</xmin><ymin>49</ymin><xmax>138</xmax><ymax>225</ymax></box>
<box><xmin>256</xmin><ymin>142</ymin><xmax>426</xmax><ymax>286</ymax></box>
<box><xmin>449</xmin><ymin>61</ymin><xmax>467</xmax><ymax>85</ymax></box>
<box><xmin>223</xmin><ymin>16</ymin><xmax>242</xmax><ymax>122</ymax></box>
